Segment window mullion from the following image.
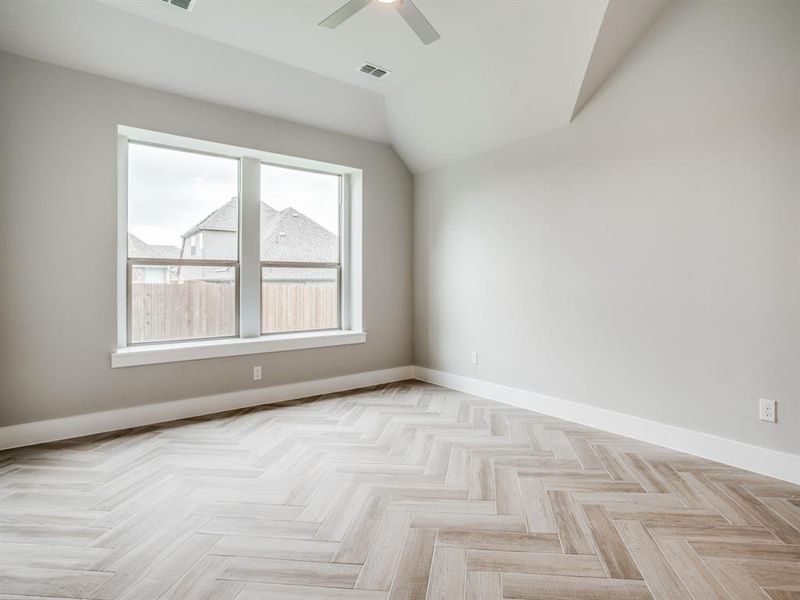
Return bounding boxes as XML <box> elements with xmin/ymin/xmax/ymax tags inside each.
<box><xmin>239</xmin><ymin>157</ymin><xmax>261</xmax><ymax>338</ymax></box>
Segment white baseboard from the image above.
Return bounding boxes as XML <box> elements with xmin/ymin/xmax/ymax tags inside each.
<box><xmin>5</xmin><ymin>364</ymin><xmax>797</xmax><ymax>486</ymax></box>
<box><xmin>0</xmin><ymin>366</ymin><xmax>414</xmax><ymax>451</ymax></box>
<box><xmin>413</xmin><ymin>366</ymin><xmax>800</xmax><ymax>485</ymax></box>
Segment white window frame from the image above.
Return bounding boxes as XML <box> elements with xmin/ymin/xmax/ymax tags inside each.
<box><xmin>112</xmin><ymin>126</ymin><xmax>364</xmax><ymax>368</ymax></box>
<box><xmin>258</xmin><ymin>161</ymin><xmax>344</xmax><ymax>336</ymax></box>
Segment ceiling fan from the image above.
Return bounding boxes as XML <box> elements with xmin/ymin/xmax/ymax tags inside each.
<box><xmin>319</xmin><ymin>0</ymin><xmax>441</xmax><ymax>46</ymax></box>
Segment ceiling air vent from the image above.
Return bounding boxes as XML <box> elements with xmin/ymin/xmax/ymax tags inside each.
<box><xmin>161</xmin><ymin>0</ymin><xmax>195</xmax><ymax>11</ymax></box>
<box><xmin>358</xmin><ymin>63</ymin><xmax>390</xmax><ymax>79</ymax></box>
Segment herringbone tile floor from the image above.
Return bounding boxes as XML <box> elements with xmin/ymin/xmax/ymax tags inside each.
<box><xmin>1</xmin><ymin>381</ymin><xmax>798</xmax><ymax>599</ymax></box>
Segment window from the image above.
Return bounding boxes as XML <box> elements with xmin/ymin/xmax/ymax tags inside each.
<box><xmin>260</xmin><ymin>164</ymin><xmax>340</xmax><ymax>334</ymax></box>
<box><xmin>115</xmin><ymin>127</ymin><xmax>363</xmax><ymax>367</ymax></box>
<box><xmin>127</xmin><ymin>143</ymin><xmax>239</xmax><ymax>344</ymax></box>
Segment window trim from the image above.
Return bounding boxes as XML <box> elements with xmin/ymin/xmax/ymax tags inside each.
<box><xmin>114</xmin><ymin>126</ymin><xmax>365</xmax><ymax>367</ymax></box>
<box><xmin>111</xmin><ymin>330</ymin><xmax>367</xmax><ymax>368</ymax></box>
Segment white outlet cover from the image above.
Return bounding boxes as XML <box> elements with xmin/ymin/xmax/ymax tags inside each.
<box><xmin>471</xmin><ymin>351</ymin><xmax>478</xmax><ymax>365</ymax></box>
<box><xmin>758</xmin><ymin>398</ymin><xmax>776</xmax><ymax>423</ymax></box>
<box><xmin>253</xmin><ymin>366</ymin><xmax>262</xmax><ymax>381</ymax></box>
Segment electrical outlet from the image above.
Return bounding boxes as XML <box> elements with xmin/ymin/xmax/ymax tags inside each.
<box><xmin>471</xmin><ymin>351</ymin><xmax>478</xmax><ymax>365</ymax></box>
<box><xmin>758</xmin><ymin>398</ymin><xmax>776</xmax><ymax>423</ymax></box>
<box><xmin>253</xmin><ymin>366</ymin><xmax>262</xmax><ymax>381</ymax></box>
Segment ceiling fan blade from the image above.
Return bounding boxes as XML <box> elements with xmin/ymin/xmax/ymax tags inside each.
<box><xmin>395</xmin><ymin>0</ymin><xmax>441</xmax><ymax>45</ymax></box>
<box><xmin>319</xmin><ymin>0</ymin><xmax>371</xmax><ymax>28</ymax></box>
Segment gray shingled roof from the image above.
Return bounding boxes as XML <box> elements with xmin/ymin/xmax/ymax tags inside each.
<box><xmin>181</xmin><ymin>197</ymin><xmax>244</xmax><ymax>236</ymax></box>
<box><xmin>128</xmin><ymin>233</ymin><xmax>180</xmax><ymax>259</ymax></box>
<box><xmin>183</xmin><ymin>197</ymin><xmax>338</xmax><ymax>263</ymax></box>
<box><xmin>260</xmin><ymin>207</ymin><xmax>337</xmax><ymax>263</ymax></box>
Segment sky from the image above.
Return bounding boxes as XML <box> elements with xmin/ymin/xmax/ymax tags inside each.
<box><xmin>261</xmin><ymin>163</ymin><xmax>339</xmax><ymax>235</ymax></box>
<box><xmin>128</xmin><ymin>143</ymin><xmax>339</xmax><ymax>250</ymax></box>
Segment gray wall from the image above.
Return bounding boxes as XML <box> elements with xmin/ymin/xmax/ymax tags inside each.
<box><xmin>414</xmin><ymin>0</ymin><xmax>799</xmax><ymax>454</ymax></box>
<box><xmin>0</xmin><ymin>52</ymin><xmax>413</xmax><ymax>426</ymax></box>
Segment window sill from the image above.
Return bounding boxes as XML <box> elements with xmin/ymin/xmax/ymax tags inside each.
<box><xmin>111</xmin><ymin>330</ymin><xmax>366</xmax><ymax>368</ymax></box>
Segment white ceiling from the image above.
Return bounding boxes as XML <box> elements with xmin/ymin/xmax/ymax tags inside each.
<box><xmin>0</xmin><ymin>0</ymin><xmax>668</xmax><ymax>171</ymax></box>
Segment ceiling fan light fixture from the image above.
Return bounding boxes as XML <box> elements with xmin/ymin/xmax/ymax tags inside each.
<box><xmin>320</xmin><ymin>0</ymin><xmax>440</xmax><ymax>45</ymax></box>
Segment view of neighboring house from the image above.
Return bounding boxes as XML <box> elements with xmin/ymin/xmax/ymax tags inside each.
<box><xmin>178</xmin><ymin>197</ymin><xmax>338</xmax><ymax>283</ymax></box>
<box><xmin>127</xmin><ymin>233</ymin><xmax>180</xmax><ymax>283</ymax></box>
<box><xmin>128</xmin><ymin>197</ymin><xmax>338</xmax><ymax>285</ymax></box>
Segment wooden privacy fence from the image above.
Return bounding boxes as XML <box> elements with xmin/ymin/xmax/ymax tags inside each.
<box><xmin>262</xmin><ymin>281</ymin><xmax>337</xmax><ymax>333</ymax></box>
<box><xmin>130</xmin><ymin>280</ymin><xmax>337</xmax><ymax>343</ymax></box>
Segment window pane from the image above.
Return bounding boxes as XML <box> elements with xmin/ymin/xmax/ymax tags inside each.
<box><xmin>262</xmin><ymin>267</ymin><xmax>338</xmax><ymax>334</ymax></box>
<box><xmin>128</xmin><ymin>143</ymin><xmax>239</xmax><ymax>260</ymax></box>
<box><xmin>130</xmin><ymin>265</ymin><xmax>236</xmax><ymax>343</ymax></box>
<box><xmin>260</xmin><ymin>165</ymin><xmax>339</xmax><ymax>263</ymax></box>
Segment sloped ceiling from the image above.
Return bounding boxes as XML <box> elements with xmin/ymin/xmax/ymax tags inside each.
<box><xmin>0</xmin><ymin>0</ymin><xmax>669</xmax><ymax>172</ymax></box>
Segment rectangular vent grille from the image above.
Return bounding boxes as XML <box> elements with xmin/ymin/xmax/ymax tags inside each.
<box><xmin>359</xmin><ymin>63</ymin><xmax>390</xmax><ymax>79</ymax></box>
<box><xmin>161</xmin><ymin>0</ymin><xmax>195</xmax><ymax>11</ymax></box>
